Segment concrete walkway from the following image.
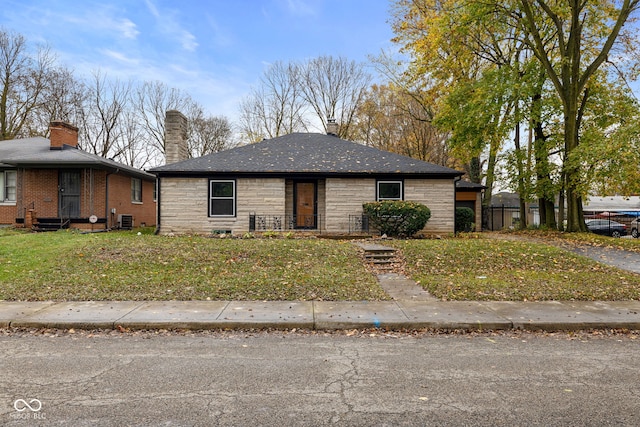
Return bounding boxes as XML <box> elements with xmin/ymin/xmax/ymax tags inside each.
<box><xmin>1</xmin><ymin>299</ymin><xmax>638</xmax><ymax>332</ymax></box>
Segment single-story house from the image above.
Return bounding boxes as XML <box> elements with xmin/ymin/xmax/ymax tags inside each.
<box><xmin>150</xmin><ymin>111</ymin><xmax>464</xmax><ymax>236</ymax></box>
<box><xmin>0</xmin><ymin>122</ymin><xmax>156</xmax><ymax>230</ymax></box>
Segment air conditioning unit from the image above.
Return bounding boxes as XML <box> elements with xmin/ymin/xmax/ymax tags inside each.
<box><xmin>117</xmin><ymin>214</ymin><xmax>133</xmax><ymax>230</ymax></box>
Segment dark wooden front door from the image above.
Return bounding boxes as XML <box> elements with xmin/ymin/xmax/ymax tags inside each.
<box><xmin>59</xmin><ymin>170</ymin><xmax>81</xmax><ymax>218</ymax></box>
<box><xmin>295</xmin><ymin>182</ymin><xmax>316</xmax><ymax>228</ymax></box>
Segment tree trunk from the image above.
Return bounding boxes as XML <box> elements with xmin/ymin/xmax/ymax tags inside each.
<box><xmin>532</xmin><ymin>90</ymin><xmax>557</xmax><ymax>229</ymax></box>
<box><xmin>563</xmin><ymin>95</ymin><xmax>586</xmax><ymax>232</ymax></box>
<box><xmin>513</xmin><ymin>111</ymin><xmax>527</xmax><ymax>229</ymax></box>
<box><xmin>558</xmin><ymin>172</ymin><xmax>566</xmax><ymax>231</ymax></box>
<box><xmin>482</xmin><ymin>150</ymin><xmax>497</xmax><ymax>208</ymax></box>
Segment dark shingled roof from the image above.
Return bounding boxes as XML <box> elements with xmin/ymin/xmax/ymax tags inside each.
<box><xmin>456</xmin><ymin>180</ymin><xmax>486</xmax><ymax>190</ymax></box>
<box><xmin>0</xmin><ymin>137</ymin><xmax>154</xmax><ymax>180</ymax></box>
<box><xmin>150</xmin><ymin>133</ymin><xmax>463</xmax><ymax>177</ymax></box>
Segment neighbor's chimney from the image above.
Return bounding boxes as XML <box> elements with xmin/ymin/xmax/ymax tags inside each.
<box><xmin>326</xmin><ymin>118</ymin><xmax>338</xmax><ymax>136</ymax></box>
<box><xmin>164</xmin><ymin>110</ymin><xmax>188</xmax><ymax>164</ymax></box>
<box><xmin>49</xmin><ymin>121</ymin><xmax>79</xmax><ymax>150</ymax></box>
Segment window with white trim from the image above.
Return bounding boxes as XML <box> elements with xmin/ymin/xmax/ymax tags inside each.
<box><xmin>0</xmin><ymin>170</ymin><xmax>17</xmax><ymax>202</ymax></box>
<box><xmin>209</xmin><ymin>180</ymin><xmax>235</xmax><ymax>216</ymax></box>
<box><xmin>377</xmin><ymin>180</ymin><xmax>403</xmax><ymax>201</ymax></box>
<box><xmin>131</xmin><ymin>178</ymin><xmax>142</xmax><ymax>203</ymax></box>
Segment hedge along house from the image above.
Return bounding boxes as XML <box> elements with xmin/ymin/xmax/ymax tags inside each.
<box><xmin>150</xmin><ymin>111</ymin><xmax>464</xmax><ymax>236</ymax></box>
<box><xmin>0</xmin><ymin>121</ymin><xmax>156</xmax><ymax>230</ymax></box>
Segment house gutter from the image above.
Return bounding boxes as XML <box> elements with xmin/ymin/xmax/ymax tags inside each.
<box><xmin>154</xmin><ymin>178</ymin><xmax>161</xmax><ymax>235</ymax></box>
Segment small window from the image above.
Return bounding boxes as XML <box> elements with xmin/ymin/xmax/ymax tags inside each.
<box><xmin>131</xmin><ymin>178</ymin><xmax>142</xmax><ymax>203</ymax></box>
<box><xmin>0</xmin><ymin>170</ymin><xmax>17</xmax><ymax>202</ymax></box>
<box><xmin>377</xmin><ymin>180</ymin><xmax>403</xmax><ymax>201</ymax></box>
<box><xmin>209</xmin><ymin>180</ymin><xmax>235</xmax><ymax>216</ymax></box>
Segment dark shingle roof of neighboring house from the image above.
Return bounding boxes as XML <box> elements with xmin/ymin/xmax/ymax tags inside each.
<box><xmin>0</xmin><ymin>137</ymin><xmax>154</xmax><ymax>180</ymax></box>
<box><xmin>456</xmin><ymin>180</ymin><xmax>486</xmax><ymax>190</ymax></box>
<box><xmin>150</xmin><ymin>133</ymin><xmax>463</xmax><ymax>177</ymax></box>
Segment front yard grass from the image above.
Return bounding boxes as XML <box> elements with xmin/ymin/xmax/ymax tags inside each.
<box><xmin>1</xmin><ymin>228</ymin><xmax>639</xmax><ymax>302</ymax></box>
<box><xmin>390</xmin><ymin>236</ymin><xmax>640</xmax><ymax>301</ymax></box>
<box><xmin>0</xmin><ymin>229</ymin><xmax>387</xmax><ymax>301</ymax></box>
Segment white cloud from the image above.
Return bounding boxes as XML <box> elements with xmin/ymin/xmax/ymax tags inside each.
<box><xmin>101</xmin><ymin>49</ymin><xmax>140</xmax><ymax>65</ymax></box>
<box><xmin>144</xmin><ymin>0</ymin><xmax>198</xmax><ymax>52</ymax></box>
<box><xmin>179</xmin><ymin>30</ymin><xmax>198</xmax><ymax>52</ymax></box>
<box><xmin>117</xmin><ymin>19</ymin><xmax>140</xmax><ymax>40</ymax></box>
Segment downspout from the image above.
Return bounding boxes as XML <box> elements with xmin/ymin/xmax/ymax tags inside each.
<box><xmin>154</xmin><ymin>177</ymin><xmax>161</xmax><ymax>235</ymax></box>
<box><xmin>105</xmin><ymin>168</ymin><xmax>120</xmax><ymax>230</ymax></box>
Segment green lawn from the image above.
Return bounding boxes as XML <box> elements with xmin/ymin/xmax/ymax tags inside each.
<box><xmin>0</xmin><ymin>229</ymin><xmax>386</xmax><ymax>301</ymax></box>
<box><xmin>389</xmin><ymin>235</ymin><xmax>640</xmax><ymax>301</ymax></box>
<box><xmin>1</xmin><ymin>228</ymin><xmax>639</xmax><ymax>302</ymax></box>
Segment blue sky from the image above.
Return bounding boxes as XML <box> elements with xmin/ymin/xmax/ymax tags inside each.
<box><xmin>1</xmin><ymin>0</ymin><xmax>397</xmax><ymax>121</ymax></box>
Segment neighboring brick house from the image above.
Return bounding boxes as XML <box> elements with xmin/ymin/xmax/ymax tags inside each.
<box><xmin>150</xmin><ymin>111</ymin><xmax>464</xmax><ymax>236</ymax></box>
<box><xmin>0</xmin><ymin>122</ymin><xmax>156</xmax><ymax>230</ymax></box>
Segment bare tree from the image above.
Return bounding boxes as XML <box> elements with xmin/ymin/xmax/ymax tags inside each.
<box><xmin>238</xmin><ymin>61</ymin><xmax>308</xmax><ymax>142</ymax></box>
<box><xmin>117</xmin><ymin>108</ymin><xmax>160</xmax><ymax>168</ymax></box>
<box><xmin>187</xmin><ymin>106</ymin><xmax>233</xmax><ymax>157</ymax></box>
<box><xmin>78</xmin><ymin>71</ymin><xmax>131</xmax><ymax>160</ymax></box>
<box><xmin>134</xmin><ymin>80</ymin><xmax>197</xmax><ymax>156</ymax></box>
<box><xmin>30</xmin><ymin>66</ymin><xmax>87</xmax><ymax>136</ymax></box>
<box><xmin>0</xmin><ymin>28</ymin><xmax>54</xmax><ymax>139</ymax></box>
<box><xmin>299</xmin><ymin>55</ymin><xmax>372</xmax><ymax>139</ymax></box>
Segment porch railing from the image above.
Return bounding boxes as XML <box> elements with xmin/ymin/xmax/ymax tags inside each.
<box><xmin>249</xmin><ymin>214</ymin><xmax>322</xmax><ymax>232</ymax></box>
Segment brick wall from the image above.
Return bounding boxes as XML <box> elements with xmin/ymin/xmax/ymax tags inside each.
<box><xmin>1</xmin><ymin>168</ymin><xmax>155</xmax><ymax>229</ymax></box>
<box><xmin>106</xmin><ymin>173</ymin><xmax>156</xmax><ymax>228</ymax></box>
<box><xmin>21</xmin><ymin>169</ymin><xmax>59</xmax><ymax>218</ymax></box>
<box><xmin>0</xmin><ymin>168</ymin><xmax>18</xmax><ymax>224</ymax></box>
<box><xmin>0</xmin><ymin>205</ymin><xmax>15</xmax><ymax>224</ymax></box>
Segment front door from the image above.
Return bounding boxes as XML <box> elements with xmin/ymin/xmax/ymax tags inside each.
<box><xmin>295</xmin><ymin>181</ymin><xmax>316</xmax><ymax>228</ymax></box>
<box><xmin>59</xmin><ymin>170</ymin><xmax>81</xmax><ymax>218</ymax></box>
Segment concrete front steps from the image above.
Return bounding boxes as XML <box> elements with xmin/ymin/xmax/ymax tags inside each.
<box><xmin>356</xmin><ymin>243</ymin><xmax>398</xmax><ymax>271</ymax></box>
<box><xmin>354</xmin><ymin>242</ymin><xmax>437</xmax><ymax>301</ymax></box>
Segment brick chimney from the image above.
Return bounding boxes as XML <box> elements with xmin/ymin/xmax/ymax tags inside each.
<box><xmin>326</xmin><ymin>118</ymin><xmax>339</xmax><ymax>136</ymax></box>
<box><xmin>164</xmin><ymin>110</ymin><xmax>188</xmax><ymax>164</ymax></box>
<box><xmin>49</xmin><ymin>121</ymin><xmax>79</xmax><ymax>150</ymax></box>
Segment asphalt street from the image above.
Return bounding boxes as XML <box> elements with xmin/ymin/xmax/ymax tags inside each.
<box><xmin>1</xmin><ymin>330</ymin><xmax>639</xmax><ymax>426</ymax></box>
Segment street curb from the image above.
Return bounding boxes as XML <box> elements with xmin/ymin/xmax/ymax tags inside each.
<box><xmin>1</xmin><ymin>300</ymin><xmax>639</xmax><ymax>332</ymax></box>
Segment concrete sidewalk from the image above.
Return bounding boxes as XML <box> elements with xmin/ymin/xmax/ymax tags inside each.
<box><xmin>1</xmin><ymin>300</ymin><xmax>639</xmax><ymax>332</ymax></box>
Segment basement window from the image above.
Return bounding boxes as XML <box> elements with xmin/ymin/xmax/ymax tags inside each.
<box><xmin>0</xmin><ymin>170</ymin><xmax>16</xmax><ymax>202</ymax></box>
<box><xmin>209</xmin><ymin>180</ymin><xmax>236</xmax><ymax>217</ymax></box>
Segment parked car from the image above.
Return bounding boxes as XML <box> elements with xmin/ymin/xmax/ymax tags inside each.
<box><xmin>585</xmin><ymin>219</ymin><xmax>627</xmax><ymax>238</ymax></box>
<box><xmin>630</xmin><ymin>218</ymin><xmax>640</xmax><ymax>238</ymax></box>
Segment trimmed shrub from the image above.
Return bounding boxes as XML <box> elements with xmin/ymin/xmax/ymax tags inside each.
<box><xmin>455</xmin><ymin>207</ymin><xmax>475</xmax><ymax>233</ymax></box>
<box><xmin>362</xmin><ymin>201</ymin><xmax>431</xmax><ymax>237</ymax></box>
